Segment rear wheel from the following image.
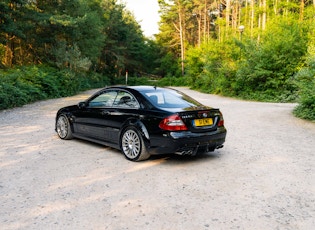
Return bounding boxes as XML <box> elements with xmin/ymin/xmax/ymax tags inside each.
<box><xmin>56</xmin><ymin>115</ymin><xmax>73</xmax><ymax>140</ymax></box>
<box><xmin>121</xmin><ymin>127</ymin><xmax>150</xmax><ymax>161</ymax></box>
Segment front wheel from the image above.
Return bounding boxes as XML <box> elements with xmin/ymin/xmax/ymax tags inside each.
<box><xmin>56</xmin><ymin>115</ymin><xmax>73</xmax><ymax>140</ymax></box>
<box><xmin>120</xmin><ymin>127</ymin><xmax>150</xmax><ymax>161</ymax></box>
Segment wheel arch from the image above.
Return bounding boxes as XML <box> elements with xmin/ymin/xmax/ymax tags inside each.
<box><xmin>55</xmin><ymin>110</ymin><xmax>74</xmax><ymax>133</ymax></box>
<box><xmin>119</xmin><ymin>118</ymin><xmax>150</xmax><ymax>149</ymax></box>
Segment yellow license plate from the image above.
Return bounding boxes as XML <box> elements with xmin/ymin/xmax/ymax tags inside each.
<box><xmin>194</xmin><ymin>118</ymin><xmax>213</xmax><ymax>127</ymax></box>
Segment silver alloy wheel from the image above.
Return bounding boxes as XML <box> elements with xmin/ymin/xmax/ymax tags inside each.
<box><xmin>122</xmin><ymin>129</ymin><xmax>141</xmax><ymax>160</ymax></box>
<box><xmin>56</xmin><ymin>115</ymin><xmax>69</xmax><ymax>139</ymax></box>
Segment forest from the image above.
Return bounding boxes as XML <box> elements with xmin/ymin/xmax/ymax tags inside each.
<box><xmin>1</xmin><ymin>0</ymin><xmax>315</xmax><ymax>121</ymax></box>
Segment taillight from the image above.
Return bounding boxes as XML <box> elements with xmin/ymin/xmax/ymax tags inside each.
<box><xmin>159</xmin><ymin>114</ymin><xmax>188</xmax><ymax>131</ymax></box>
<box><xmin>218</xmin><ymin>112</ymin><xmax>224</xmax><ymax>127</ymax></box>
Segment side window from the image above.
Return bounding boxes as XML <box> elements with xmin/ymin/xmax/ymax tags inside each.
<box><xmin>88</xmin><ymin>90</ymin><xmax>117</xmax><ymax>108</ymax></box>
<box><xmin>113</xmin><ymin>91</ymin><xmax>139</xmax><ymax>108</ymax></box>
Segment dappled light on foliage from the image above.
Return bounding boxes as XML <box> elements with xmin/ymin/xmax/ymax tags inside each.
<box><xmin>0</xmin><ymin>0</ymin><xmax>314</xmax><ymax>120</ymax></box>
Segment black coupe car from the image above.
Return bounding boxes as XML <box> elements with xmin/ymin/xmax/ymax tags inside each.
<box><xmin>55</xmin><ymin>86</ymin><xmax>227</xmax><ymax>161</ymax></box>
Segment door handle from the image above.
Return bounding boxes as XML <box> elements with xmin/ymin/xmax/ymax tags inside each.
<box><xmin>101</xmin><ymin>111</ymin><xmax>110</xmax><ymax>115</ymax></box>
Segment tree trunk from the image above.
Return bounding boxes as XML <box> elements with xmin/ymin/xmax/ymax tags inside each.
<box><xmin>203</xmin><ymin>0</ymin><xmax>207</xmax><ymax>42</ymax></box>
<box><xmin>177</xmin><ymin>0</ymin><xmax>185</xmax><ymax>76</ymax></box>
<box><xmin>274</xmin><ymin>0</ymin><xmax>278</xmax><ymax>15</ymax></box>
<box><xmin>195</xmin><ymin>10</ymin><xmax>202</xmax><ymax>47</ymax></box>
<box><xmin>250</xmin><ymin>0</ymin><xmax>255</xmax><ymax>37</ymax></box>
<box><xmin>4</xmin><ymin>34</ymin><xmax>14</xmax><ymax>67</ymax></box>
<box><xmin>258</xmin><ymin>0</ymin><xmax>262</xmax><ymax>29</ymax></box>
<box><xmin>226</xmin><ymin>0</ymin><xmax>231</xmax><ymax>29</ymax></box>
<box><xmin>300</xmin><ymin>0</ymin><xmax>304</xmax><ymax>21</ymax></box>
<box><xmin>262</xmin><ymin>0</ymin><xmax>267</xmax><ymax>30</ymax></box>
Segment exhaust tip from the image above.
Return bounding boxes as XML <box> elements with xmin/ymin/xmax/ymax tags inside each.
<box><xmin>216</xmin><ymin>145</ymin><xmax>224</xmax><ymax>149</ymax></box>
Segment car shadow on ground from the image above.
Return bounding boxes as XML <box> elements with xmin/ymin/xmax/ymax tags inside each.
<box><xmin>148</xmin><ymin>151</ymin><xmax>222</xmax><ymax>164</ymax></box>
<box><xmin>71</xmin><ymin>138</ymin><xmax>222</xmax><ymax>163</ymax></box>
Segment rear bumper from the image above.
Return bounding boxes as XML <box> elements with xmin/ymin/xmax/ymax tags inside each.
<box><xmin>148</xmin><ymin>127</ymin><xmax>227</xmax><ymax>156</ymax></box>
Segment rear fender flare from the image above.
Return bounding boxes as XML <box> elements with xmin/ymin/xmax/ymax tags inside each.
<box><xmin>120</xmin><ymin>119</ymin><xmax>150</xmax><ymax>148</ymax></box>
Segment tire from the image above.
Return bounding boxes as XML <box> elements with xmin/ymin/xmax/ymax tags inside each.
<box><xmin>121</xmin><ymin>127</ymin><xmax>150</xmax><ymax>161</ymax></box>
<box><xmin>56</xmin><ymin>115</ymin><xmax>73</xmax><ymax>140</ymax></box>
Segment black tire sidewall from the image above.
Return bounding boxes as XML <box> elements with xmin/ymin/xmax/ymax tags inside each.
<box><xmin>121</xmin><ymin>127</ymin><xmax>148</xmax><ymax>161</ymax></box>
<box><xmin>57</xmin><ymin>115</ymin><xmax>73</xmax><ymax>140</ymax></box>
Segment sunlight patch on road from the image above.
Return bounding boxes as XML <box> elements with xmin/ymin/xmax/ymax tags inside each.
<box><xmin>126</xmin><ymin>158</ymin><xmax>169</xmax><ymax>173</ymax></box>
<box><xmin>0</xmin><ymin>159</ymin><xmax>20</xmax><ymax>168</ymax></box>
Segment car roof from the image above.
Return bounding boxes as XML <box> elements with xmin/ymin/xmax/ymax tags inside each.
<box><xmin>105</xmin><ymin>85</ymin><xmax>167</xmax><ymax>92</ymax></box>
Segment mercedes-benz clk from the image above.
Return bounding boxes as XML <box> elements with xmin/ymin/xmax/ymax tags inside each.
<box><xmin>55</xmin><ymin>86</ymin><xmax>227</xmax><ymax>161</ymax></box>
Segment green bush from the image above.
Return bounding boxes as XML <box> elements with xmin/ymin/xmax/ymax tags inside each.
<box><xmin>0</xmin><ymin>83</ymin><xmax>29</xmax><ymax>109</ymax></box>
<box><xmin>186</xmin><ymin>39</ymin><xmax>238</xmax><ymax>95</ymax></box>
<box><xmin>0</xmin><ymin>65</ymin><xmax>111</xmax><ymax>110</ymax></box>
<box><xmin>235</xmin><ymin>17</ymin><xmax>308</xmax><ymax>102</ymax></box>
<box><xmin>1</xmin><ymin>64</ymin><xmax>188</xmax><ymax>111</ymax></box>
<box><xmin>184</xmin><ymin>17</ymin><xmax>309</xmax><ymax>102</ymax></box>
<box><xmin>293</xmin><ymin>53</ymin><xmax>315</xmax><ymax>121</ymax></box>
<box><xmin>110</xmin><ymin>74</ymin><xmax>188</xmax><ymax>87</ymax></box>
<box><xmin>113</xmin><ymin>76</ymin><xmax>153</xmax><ymax>86</ymax></box>
<box><xmin>156</xmin><ymin>76</ymin><xmax>188</xmax><ymax>87</ymax></box>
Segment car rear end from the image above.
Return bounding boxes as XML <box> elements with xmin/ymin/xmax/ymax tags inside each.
<box><xmin>134</xmin><ymin>86</ymin><xmax>227</xmax><ymax>156</ymax></box>
<box><xmin>157</xmin><ymin>108</ymin><xmax>226</xmax><ymax>156</ymax></box>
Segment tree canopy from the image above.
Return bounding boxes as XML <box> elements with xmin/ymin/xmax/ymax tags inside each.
<box><xmin>0</xmin><ymin>0</ymin><xmax>164</xmax><ymax>76</ymax></box>
<box><xmin>1</xmin><ymin>0</ymin><xmax>315</xmax><ymax>119</ymax></box>
<box><xmin>157</xmin><ymin>0</ymin><xmax>315</xmax><ymax>100</ymax></box>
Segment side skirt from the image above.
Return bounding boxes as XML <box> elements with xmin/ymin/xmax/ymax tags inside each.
<box><xmin>72</xmin><ymin>133</ymin><xmax>120</xmax><ymax>150</ymax></box>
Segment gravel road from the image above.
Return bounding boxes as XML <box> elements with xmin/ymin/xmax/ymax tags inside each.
<box><xmin>1</xmin><ymin>87</ymin><xmax>314</xmax><ymax>230</ymax></box>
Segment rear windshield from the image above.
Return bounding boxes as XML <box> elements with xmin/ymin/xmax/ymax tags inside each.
<box><xmin>141</xmin><ymin>89</ymin><xmax>202</xmax><ymax>108</ymax></box>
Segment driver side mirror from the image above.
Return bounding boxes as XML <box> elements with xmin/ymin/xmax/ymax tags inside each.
<box><xmin>78</xmin><ymin>102</ymin><xmax>87</xmax><ymax>109</ymax></box>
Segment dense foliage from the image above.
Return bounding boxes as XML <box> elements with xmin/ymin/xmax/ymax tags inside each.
<box><xmin>234</xmin><ymin>18</ymin><xmax>308</xmax><ymax>102</ymax></box>
<box><xmin>0</xmin><ymin>65</ymin><xmax>157</xmax><ymax>110</ymax></box>
<box><xmin>0</xmin><ymin>0</ymin><xmax>164</xmax><ymax>76</ymax></box>
<box><xmin>157</xmin><ymin>0</ymin><xmax>315</xmax><ymax>120</ymax></box>
<box><xmin>0</xmin><ymin>0</ymin><xmax>165</xmax><ymax>110</ymax></box>
<box><xmin>293</xmin><ymin>45</ymin><xmax>315</xmax><ymax>120</ymax></box>
<box><xmin>1</xmin><ymin>0</ymin><xmax>315</xmax><ymax>121</ymax></box>
<box><xmin>0</xmin><ymin>65</ymin><xmax>109</xmax><ymax>110</ymax></box>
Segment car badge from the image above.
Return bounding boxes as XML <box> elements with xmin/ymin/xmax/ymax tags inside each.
<box><xmin>203</xmin><ymin>113</ymin><xmax>207</xmax><ymax>118</ymax></box>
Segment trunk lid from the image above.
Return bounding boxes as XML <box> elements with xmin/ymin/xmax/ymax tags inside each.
<box><xmin>178</xmin><ymin>108</ymin><xmax>223</xmax><ymax>132</ymax></box>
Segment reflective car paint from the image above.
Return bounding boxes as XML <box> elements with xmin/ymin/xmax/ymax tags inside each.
<box><xmin>55</xmin><ymin>86</ymin><xmax>227</xmax><ymax>161</ymax></box>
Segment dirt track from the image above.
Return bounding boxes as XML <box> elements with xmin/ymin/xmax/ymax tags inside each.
<box><xmin>1</xmin><ymin>87</ymin><xmax>314</xmax><ymax>230</ymax></box>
